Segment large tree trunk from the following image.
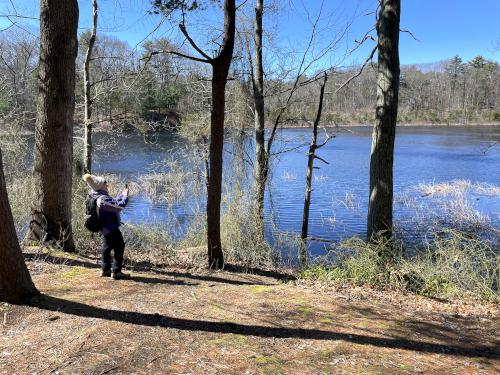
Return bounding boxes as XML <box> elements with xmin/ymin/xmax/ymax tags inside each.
<box><xmin>28</xmin><ymin>0</ymin><xmax>79</xmax><ymax>252</ymax></box>
<box><xmin>367</xmin><ymin>0</ymin><xmax>400</xmax><ymax>241</ymax></box>
<box><xmin>252</xmin><ymin>0</ymin><xmax>266</xmax><ymax>240</ymax></box>
<box><xmin>206</xmin><ymin>0</ymin><xmax>235</xmax><ymax>269</ymax></box>
<box><xmin>0</xmin><ymin>149</ymin><xmax>38</xmax><ymax>303</ymax></box>
<box><xmin>83</xmin><ymin>0</ymin><xmax>98</xmax><ymax>174</ymax></box>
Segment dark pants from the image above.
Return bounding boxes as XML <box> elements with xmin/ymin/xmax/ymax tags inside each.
<box><xmin>101</xmin><ymin>230</ymin><xmax>125</xmax><ymax>273</ymax></box>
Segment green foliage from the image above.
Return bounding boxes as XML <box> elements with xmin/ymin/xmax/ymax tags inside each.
<box><xmin>469</xmin><ymin>55</ymin><xmax>487</xmax><ymax>69</ymax></box>
<box><xmin>0</xmin><ymin>97</ymin><xmax>11</xmax><ymax>115</ymax></box>
<box><xmin>490</xmin><ymin>111</ymin><xmax>500</xmax><ymax>121</ymax></box>
<box><xmin>157</xmin><ymin>85</ymin><xmax>184</xmax><ymax>110</ymax></box>
<box><xmin>139</xmin><ymin>84</ymin><xmax>184</xmax><ymax>120</ymax></box>
<box><xmin>445</xmin><ymin>55</ymin><xmax>465</xmax><ymax>78</ymax></box>
<box><xmin>151</xmin><ymin>0</ymin><xmax>220</xmax><ymax>15</ymax></box>
<box><xmin>139</xmin><ymin>90</ymin><xmax>157</xmax><ymax>119</ymax></box>
<box><xmin>301</xmin><ymin>230</ymin><xmax>499</xmax><ymax>302</ymax></box>
<box><xmin>151</xmin><ymin>0</ymin><xmax>200</xmax><ymax>14</ymax></box>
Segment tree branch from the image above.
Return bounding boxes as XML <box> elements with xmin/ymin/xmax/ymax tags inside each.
<box><xmin>0</xmin><ymin>14</ymin><xmax>38</xmax><ymax>20</ymax></box>
<box><xmin>89</xmin><ymin>77</ymin><xmax>115</xmax><ymax>88</ymax></box>
<box><xmin>314</xmin><ymin>154</ymin><xmax>330</xmax><ymax>164</ymax></box>
<box><xmin>334</xmin><ymin>44</ymin><xmax>377</xmax><ymax>94</ymax></box>
<box><xmin>179</xmin><ymin>22</ymin><xmax>212</xmax><ymax>61</ymax></box>
<box><xmin>400</xmin><ymin>28</ymin><xmax>420</xmax><ymax>42</ymax></box>
<box><xmin>140</xmin><ymin>49</ymin><xmax>210</xmax><ymax>65</ymax></box>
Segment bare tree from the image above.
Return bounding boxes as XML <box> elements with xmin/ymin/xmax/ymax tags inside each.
<box><xmin>0</xmin><ymin>31</ymin><xmax>38</xmax><ymax>126</ymax></box>
<box><xmin>83</xmin><ymin>0</ymin><xmax>98</xmax><ymax>173</ymax></box>
<box><xmin>300</xmin><ymin>72</ymin><xmax>329</xmax><ymax>266</ymax></box>
<box><xmin>367</xmin><ymin>0</ymin><xmax>400</xmax><ymax>242</ymax></box>
<box><xmin>27</xmin><ymin>0</ymin><xmax>79</xmax><ymax>252</ymax></box>
<box><xmin>250</xmin><ymin>0</ymin><xmax>266</xmax><ymax>239</ymax></box>
<box><xmin>245</xmin><ymin>1</ymin><xmax>351</xmax><ymax>243</ymax></box>
<box><xmin>0</xmin><ymin>148</ymin><xmax>38</xmax><ymax>302</ymax></box>
<box><xmin>152</xmin><ymin>0</ymin><xmax>236</xmax><ymax>268</ymax></box>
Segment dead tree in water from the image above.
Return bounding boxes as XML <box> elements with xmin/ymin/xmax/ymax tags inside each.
<box><xmin>300</xmin><ymin>73</ymin><xmax>331</xmax><ymax>266</ymax></box>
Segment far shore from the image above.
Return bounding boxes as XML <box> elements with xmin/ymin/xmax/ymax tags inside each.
<box><xmin>278</xmin><ymin>121</ymin><xmax>500</xmax><ymax>129</ymax></box>
<box><xmin>1</xmin><ymin>121</ymin><xmax>500</xmax><ymax>137</ymax></box>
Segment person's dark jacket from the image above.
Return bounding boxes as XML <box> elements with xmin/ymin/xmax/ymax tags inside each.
<box><xmin>91</xmin><ymin>190</ymin><xmax>128</xmax><ymax>235</ymax></box>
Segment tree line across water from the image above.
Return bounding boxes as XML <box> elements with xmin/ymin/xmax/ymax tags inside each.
<box><xmin>0</xmin><ymin>0</ymin><xmax>498</xmax><ymax>303</ymax></box>
<box><xmin>1</xmin><ymin>28</ymin><xmax>499</xmax><ymax>133</ymax></box>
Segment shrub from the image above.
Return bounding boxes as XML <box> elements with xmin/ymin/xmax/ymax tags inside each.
<box><xmin>301</xmin><ymin>229</ymin><xmax>499</xmax><ymax>302</ymax></box>
<box><xmin>219</xmin><ymin>189</ymin><xmax>274</xmax><ymax>267</ymax></box>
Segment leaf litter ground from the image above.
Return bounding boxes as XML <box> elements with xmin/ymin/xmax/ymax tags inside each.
<box><xmin>0</xmin><ymin>251</ymin><xmax>499</xmax><ymax>374</ymax></box>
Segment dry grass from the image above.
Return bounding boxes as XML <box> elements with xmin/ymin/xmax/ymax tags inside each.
<box><xmin>395</xmin><ymin>180</ymin><xmax>499</xmax><ymax>235</ymax></box>
<box><xmin>417</xmin><ymin>179</ymin><xmax>500</xmax><ymax>197</ymax></box>
<box><xmin>140</xmin><ymin>172</ymin><xmax>189</xmax><ymax>205</ymax></box>
<box><xmin>439</xmin><ymin>195</ymin><xmax>492</xmax><ymax>229</ymax></box>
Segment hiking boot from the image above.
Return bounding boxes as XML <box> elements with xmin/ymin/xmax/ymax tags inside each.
<box><xmin>111</xmin><ymin>271</ymin><xmax>131</xmax><ymax>280</ymax></box>
<box><xmin>101</xmin><ymin>269</ymin><xmax>111</xmax><ymax>277</ymax></box>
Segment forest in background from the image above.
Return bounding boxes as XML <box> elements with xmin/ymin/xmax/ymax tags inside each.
<box><xmin>1</xmin><ymin>28</ymin><xmax>499</xmax><ymax>138</ymax></box>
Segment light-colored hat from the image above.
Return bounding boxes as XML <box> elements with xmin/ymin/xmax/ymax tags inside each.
<box><xmin>83</xmin><ymin>174</ymin><xmax>107</xmax><ymax>191</ymax></box>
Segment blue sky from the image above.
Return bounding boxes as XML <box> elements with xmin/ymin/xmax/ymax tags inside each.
<box><xmin>1</xmin><ymin>0</ymin><xmax>499</xmax><ymax>66</ymax></box>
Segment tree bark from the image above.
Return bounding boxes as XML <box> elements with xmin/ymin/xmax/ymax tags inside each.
<box><xmin>300</xmin><ymin>73</ymin><xmax>328</xmax><ymax>266</ymax></box>
<box><xmin>252</xmin><ymin>0</ymin><xmax>266</xmax><ymax>240</ymax></box>
<box><xmin>28</xmin><ymin>0</ymin><xmax>79</xmax><ymax>252</ymax></box>
<box><xmin>0</xmin><ymin>148</ymin><xmax>38</xmax><ymax>303</ymax></box>
<box><xmin>206</xmin><ymin>0</ymin><xmax>236</xmax><ymax>269</ymax></box>
<box><xmin>83</xmin><ymin>0</ymin><xmax>98</xmax><ymax>174</ymax></box>
<box><xmin>367</xmin><ymin>0</ymin><xmax>400</xmax><ymax>242</ymax></box>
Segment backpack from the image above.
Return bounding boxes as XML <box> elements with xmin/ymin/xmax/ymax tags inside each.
<box><xmin>84</xmin><ymin>195</ymin><xmax>102</xmax><ymax>232</ymax></box>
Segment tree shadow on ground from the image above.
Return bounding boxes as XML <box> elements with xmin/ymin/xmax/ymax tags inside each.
<box><xmin>28</xmin><ymin>294</ymin><xmax>499</xmax><ymax>359</ymax></box>
<box><xmin>129</xmin><ymin>275</ymin><xmax>199</xmax><ymax>287</ymax></box>
<box><xmin>128</xmin><ymin>261</ymin><xmax>294</xmax><ymax>283</ymax></box>
<box><xmin>24</xmin><ymin>252</ymin><xmax>100</xmax><ymax>269</ymax></box>
<box><xmin>224</xmin><ymin>264</ymin><xmax>296</xmax><ymax>282</ymax></box>
<box><xmin>24</xmin><ymin>253</ymin><xmax>271</xmax><ymax>286</ymax></box>
<box><xmin>144</xmin><ymin>268</ymin><xmax>273</xmax><ymax>286</ymax></box>
<box><xmin>321</xmin><ymin>302</ymin><xmax>499</xmax><ymax>348</ymax></box>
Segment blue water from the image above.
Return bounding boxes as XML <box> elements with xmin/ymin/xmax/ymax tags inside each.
<box><xmin>92</xmin><ymin>126</ymin><xmax>500</xmax><ymax>257</ymax></box>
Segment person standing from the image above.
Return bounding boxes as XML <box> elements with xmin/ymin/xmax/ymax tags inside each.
<box><xmin>83</xmin><ymin>174</ymin><xmax>131</xmax><ymax>280</ymax></box>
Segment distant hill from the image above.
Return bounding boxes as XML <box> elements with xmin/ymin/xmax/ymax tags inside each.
<box><xmin>402</xmin><ymin>60</ymin><xmax>449</xmax><ymax>73</ymax></box>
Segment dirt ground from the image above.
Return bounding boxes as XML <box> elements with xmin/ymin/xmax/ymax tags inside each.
<box><xmin>1</xmin><ymin>252</ymin><xmax>499</xmax><ymax>375</ymax></box>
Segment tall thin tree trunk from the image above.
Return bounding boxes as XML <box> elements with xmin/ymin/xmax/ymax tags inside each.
<box><xmin>234</xmin><ymin>106</ymin><xmax>247</xmax><ymax>191</ymax></box>
<box><xmin>0</xmin><ymin>148</ymin><xmax>38</xmax><ymax>303</ymax></box>
<box><xmin>207</xmin><ymin>68</ymin><xmax>226</xmax><ymax>269</ymax></box>
<box><xmin>108</xmin><ymin>98</ymin><xmax>113</xmax><ymax>126</ymax></box>
<box><xmin>300</xmin><ymin>73</ymin><xmax>328</xmax><ymax>266</ymax></box>
<box><xmin>462</xmin><ymin>76</ymin><xmax>467</xmax><ymax>125</ymax></box>
<box><xmin>28</xmin><ymin>0</ymin><xmax>79</xmax><ymax>252</ymax></box>
<box><xmin>206</xmin><ymin>0</ymin><xmax>235</xmax><ymax>269</ymax></box>
<box><xmin>252</xmin><ymin>0</ymin><xmax>266</xmax><ymax>240</ymax></box>
<box><xmin>83</xmin><ymin>0</ymin><xmax>98</xmax><ymax>174</ymax></box>
<box><xmin>367</xmin><ymin>0</ymin><xmax>400</xmax><ymax>242</ymax></box>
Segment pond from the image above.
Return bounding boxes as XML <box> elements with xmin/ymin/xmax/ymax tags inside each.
<box><xmin>92</xmin><ymin>125</ymin><xmax>500</xmax><ymax>258</ymax></box>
